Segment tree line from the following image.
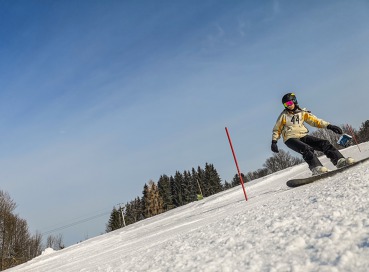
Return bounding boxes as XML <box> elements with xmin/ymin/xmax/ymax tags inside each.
<box><xmin>0</xmin><ymin>190</ymin><xmax>65</xmax><ymax>271</ymax></box>
<box><xmin>0</xmin><ymin>190</ymin><xmax>41</xmax><ymax>270</ymax></box>
<box><xmin>106</xmin><ymin>120</ymin><xmax>369</xmax><ymax>232</ymax></box>
<box><xmin>106</xmin><ymin>163</ymin><xmax>224</xmax><ymax>231</ymax></box>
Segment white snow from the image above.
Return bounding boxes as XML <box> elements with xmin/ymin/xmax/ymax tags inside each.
<box><xmin>41</xmin><ymin>248</ymin><xmax>55</xmax><ymax>256</ymax></box>
<box><xmin>6</xmin><ymin>143</ymin><xmax>369</xmax><ymax>272</ymax></box>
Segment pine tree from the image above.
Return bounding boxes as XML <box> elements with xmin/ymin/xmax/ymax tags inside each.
<box><xmin>196</xmin><ymin>166</ymin><xmax>206</xmax><ymax>197</ymax></box>
<box><xmin>182</xmin><ymin>170</ymin><xmax>196</xmax><ymax>204</ymax></box>
<box><xmin>142</xmin><ymin>184</ymin><xmax>150</xmax><ymax>218</ymax></box>
<box><xmin>157</xmin><ymin>175</ymin><xmax>173</xmax><ymax>211</ymax></box>
<box><xmin>134</xmin><ymin>197</ymin><xmax>144</xmax><ymax>221</ymax></box>
<box><xmin>231</xmin><ymin>173</ymin><xmax>245</xmax><ymax>187</ymax></box>
<box><xmin>191</xmin><ymin>167</ymin><xmax>203</xmax><ymax>200</ymax></box>
<box><xmin>124</xmin><ymin>197</ymin><xmax>144</xmax><ymax>225</ymax></box>
<box><xmin>204</xmin><ymin>163</ymin><xmax>223</xmax><ymax>195</ymax></box>
<box><xmin>174</xmin><ymin>172</ymin><xmax>184</xmax><ymax>206</ymax></box>
<box><xmin>124</xmin><ymin>201</ymin><xmax>134</xmax><ymax>226</ymax></box>
<box><xmin>105</xmin><ymin>207</ymin><xmax>122</xmax><ymax>233</ymax></box>
<box><xmin>223</xmin><ymin>180</ymin><xmax>232</xmax><ymax>190</ymax></box>
<box><xmin>170</xmin><ymin>175</ymin><xmax>180</xmax><ymax>207</ymax></box>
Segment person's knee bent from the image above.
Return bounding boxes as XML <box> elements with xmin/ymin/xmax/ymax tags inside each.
<box><xmin>321</xmin><ymin>139</ymin><xmax>335</xmax><ymax>152</ymax></box>
<box><xmin>302</xmin><ymin>147</ymin><xmax>315</xmax><ymax>161</ymax></box>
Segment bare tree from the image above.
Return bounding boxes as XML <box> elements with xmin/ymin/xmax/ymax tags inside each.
<box><xmin>28</xmin><ymin>231</ymin><xmax>43</xmax><ymax>259</ymax></box>
<box><xmin>0</xmin><ymin>190</ymin><xmax>17</xmax><ymax>270</ymax></box>
<box><xmin>310</xmin><ymin>128</ymin><xmax>341</xmax><ymax>152</ymax></box>
<box><xmin>0</xmin><ymin>190</ymin><xmax>43</xmax><ymax>270</ymax></box>
<box><xmin>263</xmin><ymin>149</ymin><xmax>303</xmax><ymax>173</ymax></box>
<box><xmin>46</xmin><ymin>234</ymin><xmax>65</xmax><ymax>250</ymax></box>
<box><xmin>357</xmin><ymin>120</ymin><xmax>369</xmax><ymax>143</ymax></box>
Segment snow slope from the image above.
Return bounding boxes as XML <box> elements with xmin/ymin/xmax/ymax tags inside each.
<box><xmin>7</xmin><ymin>143</ymin><xmax>369</xmax><ymax>272</ymax></box>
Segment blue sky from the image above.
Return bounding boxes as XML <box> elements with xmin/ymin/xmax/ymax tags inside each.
<box><xmin>1</xmin><ymin>0</ymin><xmax>369</xmax><ymax>246</ymax></box>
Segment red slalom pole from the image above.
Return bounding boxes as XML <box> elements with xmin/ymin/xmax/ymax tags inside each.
<box><xmin>225</xmin><ymin>127</ymin><xmax>248</xmax><ymax>201</ymax></box>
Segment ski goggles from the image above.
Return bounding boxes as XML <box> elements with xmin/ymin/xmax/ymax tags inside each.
<box><xmin>283</xmin><ymin>100</ymin><xmax>294</xmax><ymax>107</ymax></box>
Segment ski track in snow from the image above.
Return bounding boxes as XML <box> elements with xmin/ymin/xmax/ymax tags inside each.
<box><xmin>6</xmin><ymin>143</ymin><xmax>369</xmax><ymax>272</ymax></box>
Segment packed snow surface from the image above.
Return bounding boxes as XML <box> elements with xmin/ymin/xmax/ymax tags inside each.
<box><xmin>7</xmin><ymin>143</ymin><xmax>369</xmax><ymax>272</ymax></box>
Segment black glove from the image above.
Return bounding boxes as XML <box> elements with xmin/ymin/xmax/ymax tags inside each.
<box><xmin>327</xmin><ymin>124</ymin><xmax>343</xmax><ymax>134</ymax></box>
<box><xmin>271</xmin><ymin>140</ymin><xmax>279</xmax><ymax>153</ymax></box>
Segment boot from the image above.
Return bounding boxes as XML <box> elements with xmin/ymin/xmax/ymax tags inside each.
<box><xmin>311</xmin><ymin>166</ymin><xmax>329</xmax><ymax>176</ymax></box>
<box><xmin>336</xmin><ymin>157</ymin><xmax>355</xmax><ymax>168</ymax></box>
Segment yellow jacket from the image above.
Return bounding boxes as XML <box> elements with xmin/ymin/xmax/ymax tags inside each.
<box><xmin>272</xmin><ymin>108</ymin><xmax>330</xmax><ymax>142</ymax></box>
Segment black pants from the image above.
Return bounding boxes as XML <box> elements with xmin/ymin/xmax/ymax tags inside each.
<box><xmin>285</xmin><ymin>135</ymin><xmax>344</xmax><ymax>170</ymax></box>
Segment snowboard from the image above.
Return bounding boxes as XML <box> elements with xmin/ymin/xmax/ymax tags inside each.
<box><xmin>286</xmin><ymin>157</ymin><xmax>369</xmax><ymax>188</ymax></box>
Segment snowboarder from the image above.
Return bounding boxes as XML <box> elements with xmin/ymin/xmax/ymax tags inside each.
<box><xmin>271</xmin><ymin>92</ymin><xmax>354</xmax><ymax>175</ymax></box>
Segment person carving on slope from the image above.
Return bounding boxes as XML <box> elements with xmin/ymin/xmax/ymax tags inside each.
<box><xmin>271</xmin><ymin>92</ymin><xmax>354</xmax><ymax>176</ymax></box>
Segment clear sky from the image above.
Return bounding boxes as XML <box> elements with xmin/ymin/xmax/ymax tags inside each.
<box><xmin>1</xmin><ymin>0</ymin><xmax>369</xmax><ymax>246</ymax></box>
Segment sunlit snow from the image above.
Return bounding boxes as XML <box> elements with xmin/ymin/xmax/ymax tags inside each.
<box><xmin>7</xmin><ymin>142</ymin><xmax>369</xmax><ymax>272</ymax></box>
